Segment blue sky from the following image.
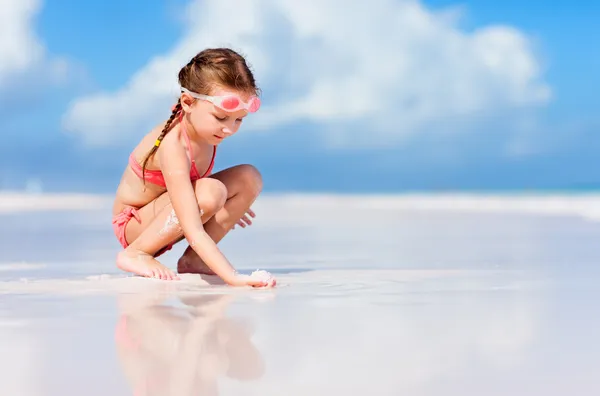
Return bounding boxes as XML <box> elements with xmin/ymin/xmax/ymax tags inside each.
<box><xmin>0</xmin><ymin>0</ymin><xmax>598</xmax><ymax>193</ymax></box>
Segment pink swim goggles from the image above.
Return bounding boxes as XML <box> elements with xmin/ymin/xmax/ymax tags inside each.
<box><xmin>181</xmin><ymin>87</ymin><xmax>261</xmax><ymax>113</ymax></box>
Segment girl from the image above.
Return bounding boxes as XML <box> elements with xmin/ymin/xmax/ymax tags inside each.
<box><xmin>111</xmin><ymin>48</ymin><xmax>276</xmax><ymax>288</ymax></box>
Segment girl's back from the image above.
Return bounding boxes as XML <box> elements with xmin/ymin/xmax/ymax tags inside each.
<box><xmin>112</xmin><ymin>121</ymin><xmax>169</xmax><ymax>214</ymax></box>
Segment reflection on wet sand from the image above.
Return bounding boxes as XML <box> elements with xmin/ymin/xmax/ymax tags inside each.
<box><xmin>114</xmin><ymin>293</ymin><xmax>265</xmax><ymax>396</ymax></box>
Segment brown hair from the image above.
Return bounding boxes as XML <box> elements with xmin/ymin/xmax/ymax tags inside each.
<box><xmin>140</xmin><ymin>47</ymin><xmax>260</xmax><ymax>184</ymax></box>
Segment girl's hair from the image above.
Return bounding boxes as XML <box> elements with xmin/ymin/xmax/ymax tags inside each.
<box><xmin>140</xmin><ymin>47</ymin><xmax>260</xmax><ymax>184</ymax></box>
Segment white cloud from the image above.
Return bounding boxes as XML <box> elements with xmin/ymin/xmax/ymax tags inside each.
<box><xmin>62</xmin><ymin>0</ymin><xmax>552</xmax><ymax>147</ymax></box>
<box><xmin>0</xmin><ymin>0</ymin><xmax>69</xmax><ymax>90</ymax></box>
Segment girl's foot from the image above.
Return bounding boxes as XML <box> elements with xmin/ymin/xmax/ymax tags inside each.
<box><xmin>117</xmin><ymin>248</ymin><xmax>180</xmax><ymax>280</ymax></box>
<box><xmin>177</xmin><ymin>248</ymin><xmax>216</xmax><ymax>276</ymax></box>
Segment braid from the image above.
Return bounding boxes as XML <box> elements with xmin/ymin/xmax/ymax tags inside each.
<box><xmin>140</xmin><ymin>99</ymin><xmax>182</xmax><ymax>185</ymax></box>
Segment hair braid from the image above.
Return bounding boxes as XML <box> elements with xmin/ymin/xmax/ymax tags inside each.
<box><xmin>141</xmin><ymin>99</ymin><xmax>182</xmax><ymax>185</ymax></box>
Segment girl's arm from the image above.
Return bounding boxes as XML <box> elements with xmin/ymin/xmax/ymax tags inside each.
<box><xmin>158</xmin><ymin>130</ymin><xmax>264</xmax><ymax>287</ymax></box>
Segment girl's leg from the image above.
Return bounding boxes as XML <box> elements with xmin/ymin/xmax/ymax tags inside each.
<box><xmin>116</xmin><ymin>178</ymin><xmax>228</xmax><ymax>280</ymax></box>
<box><xmin>177</xmin><ymin>164</ymin><xmax>263</xmax><ymax>275</ymax></box>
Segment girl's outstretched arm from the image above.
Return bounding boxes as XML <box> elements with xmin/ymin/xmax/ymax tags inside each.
<box><xmin>158</xmin><ymin>132</ymin><xmax>266</xmax><ymax>287</ymax></box>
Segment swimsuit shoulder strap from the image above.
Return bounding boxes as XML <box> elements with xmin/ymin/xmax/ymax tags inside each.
<box><xmin>179</xmin><ymin>113</ymin><xmax>194</xmax><ymax>161</ymax></box>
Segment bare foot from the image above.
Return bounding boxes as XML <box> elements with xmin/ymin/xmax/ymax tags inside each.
<box><xmin>117</xmin><ymin>248</ymin><xmax>180</xmax><ymax>281</ymax></box>
<box><xmin>177</xmin><ymin>247</ymin><xmax>216</xmax><ymax>276</ymax></box>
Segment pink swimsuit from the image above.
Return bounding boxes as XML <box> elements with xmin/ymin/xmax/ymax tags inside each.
<box><xmin>112</xmin><ymin>114</ymin><xmax>216</xmax><ymax>256</ymax></box>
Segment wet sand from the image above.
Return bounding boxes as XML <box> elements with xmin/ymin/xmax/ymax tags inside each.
<box><xmin>1</xmin><ymin>193</ymin><xmax>599</xmax><ymax>395</ymax></box>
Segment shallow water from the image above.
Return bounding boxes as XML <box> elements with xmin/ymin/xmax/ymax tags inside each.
<box><xmin>0</xmin><ymin>195</ymin><xmax>599</xmax><ymax>395</ymax></box>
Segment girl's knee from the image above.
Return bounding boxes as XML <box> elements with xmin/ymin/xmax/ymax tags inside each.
<box><xmin>195</xmin><ymin>178</ymin><xmax>228</xmax><ymax>214</ymax></box>
<box><xmin>237</xmin><ymin>164</ymin><xmax>263</xmax><ymax>194</ymax></box>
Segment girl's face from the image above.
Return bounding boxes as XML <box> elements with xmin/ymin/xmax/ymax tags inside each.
<box><xmin>181</xmin><ymin>87</ymin><xmax>253</xmax><ymax>145</ymax></box>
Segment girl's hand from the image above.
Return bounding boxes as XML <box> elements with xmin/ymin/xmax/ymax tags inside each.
<box><xmin>246</xmin><ymin>276</ymin><xmax>277</xmax><ymax>288</ymax></box>
<box><xmin>249</xmin><ymin>269</ymin><xmax>276</xmax><ymax>288</ymax></box>
<box><xmin>230</xmin><ymin>270</ymin><xmax>276</xmax><ymax>288</ymax></box>
<box><xmin>234</xmin><ymin>208</ymin><xmax>256</xmax><ymax>229</ymax></box>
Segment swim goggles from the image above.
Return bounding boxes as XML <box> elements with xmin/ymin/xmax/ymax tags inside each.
<box><xmin>181</xmin><ymin>87</ymin><xmax>261</xmax><ymax>113</ymax></box>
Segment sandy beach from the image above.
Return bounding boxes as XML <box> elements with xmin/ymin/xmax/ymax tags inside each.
<box><xmin>1</xmin><ymin>192</ymin><xmax>599</xmax><ymax>395</ymax></box>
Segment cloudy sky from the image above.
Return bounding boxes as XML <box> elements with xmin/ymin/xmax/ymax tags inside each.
<box><xmin>0</xmin><ymin>0</ymin><xmax>598</xmax><ymax>193</ymax></box>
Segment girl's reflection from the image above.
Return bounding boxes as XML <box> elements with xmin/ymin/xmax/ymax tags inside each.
<box><xmin>115</xmin><ymin>292</ymin><xmax>265</xmax><ymax>395</ymax></box>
